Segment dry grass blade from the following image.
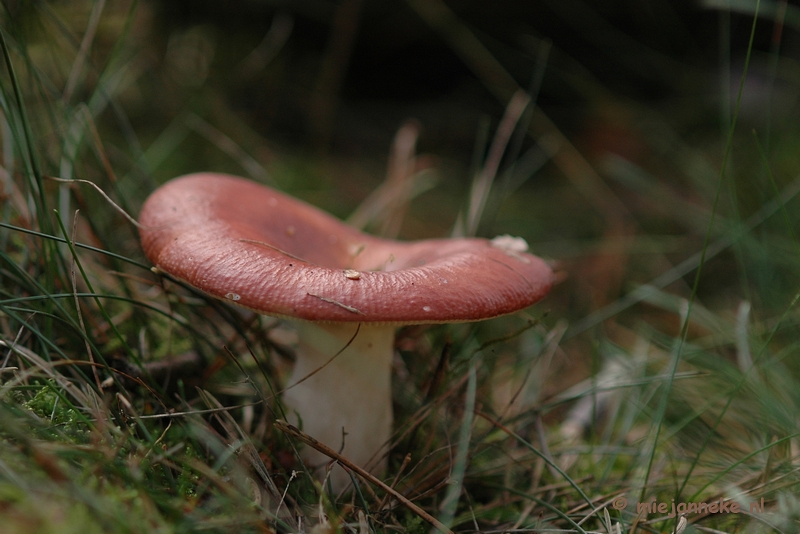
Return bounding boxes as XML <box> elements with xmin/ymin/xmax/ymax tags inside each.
<box><xmin>437</xmin><ymin>362</ymin><xmax>477</xmax><ymax>529</ymax></box>
<box><xmin>274</xmin><ymin>419</ymin><xmax>454</xmax><ymax>534</ymax></box>
<box><xmin>240</xmin><ymin>238</ymin><xmax>309</xmax><ymax>262</ymax></box>
<box><xmin>279</xmin><ymin>323</ymin><xmax>361</xmax><ymax>393</ymax></box>
<box><xmin>465</xmin><ymin>90</ymin><xmax>530</xmax><ymax>237</ymax></box>
<box><xmin>309</xmin><ymin>0</ymin><xmax>364</xmax><ymax>145</ymax></box>
<box><xmin>306</xmin><ymin>293</ymin><xmax>365</xmax><ymax>315</ymax></box>
<box><xmin>195</xmin><ymin>389</ymin><xmax>286</xmax><ymax>512</ymax></box>
<box><xmin>407</xmin><ymin>0</ymin><xmax>633</xmax><ymax>228</ymax></box>
<box><xmin>348</xmin><ymin>120</ymin><xmax>433</xmax><ymax>236</ymax></box>
<box><xmin>184</xmin><ymin>113</ymin><xmax>271</xmax><ymax>183</ymax></box>
<box><xmin>47</xmin><ymin>176</ymin><xmax>142</xmax><ymax>228</ymax></box>
<box><xmin>0</xmin><ymin>341</ymin><xmax>91</xmax><ymax>408</ymax></box>
<box><xmin>62</xmin><ymin>0</ymin><xmax>106</xmax><ymax>103</ymax></box>
<box><xmin>237</xmin><ymin>12</ymin><xmax>294</xmax><ymax>79</ymax></box>
<box><xmin>67</xmin><ymin>209</ymin><xmax>101</xmax><ymax>390</ymax></box>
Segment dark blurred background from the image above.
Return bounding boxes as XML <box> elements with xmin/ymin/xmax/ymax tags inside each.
<box><xmin>148</xmin><ymin>0</ymin><xmax>782</xmax><ymax>150</ymax></box>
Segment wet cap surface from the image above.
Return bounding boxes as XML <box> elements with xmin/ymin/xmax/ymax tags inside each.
<box><xmin>139</xmin><ymin>173</ymin><xmax>554</xmax><ymax>324</ymax></box>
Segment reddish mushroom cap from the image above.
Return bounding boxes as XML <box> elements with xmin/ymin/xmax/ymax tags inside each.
<box><xmin>139</xmin><ymin>173</ymin><xmax>553</xmax><ymax>324</ymax></box>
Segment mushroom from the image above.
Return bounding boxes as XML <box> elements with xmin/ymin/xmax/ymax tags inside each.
<box><xmin>139</xmin><ymin>172</ymin><xmax>553</xmax><ymax>490</ymax></box>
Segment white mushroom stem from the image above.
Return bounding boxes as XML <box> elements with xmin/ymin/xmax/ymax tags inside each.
<box><xmin>282</xmin><ymin>322</ymin><xmax>395</xmax><ymax>491</ymax></box>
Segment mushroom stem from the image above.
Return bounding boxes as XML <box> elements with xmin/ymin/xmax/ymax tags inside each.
<box><xmin>283</xmin><ymin>322</ymin><xmax>394</xmax><ymax>490</ymax></box>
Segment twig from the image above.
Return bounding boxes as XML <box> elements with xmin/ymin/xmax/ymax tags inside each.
<box><xmin>274</xmin><ymin>419</ymin><xmax>454</xmax><ymax>534</ymax></box>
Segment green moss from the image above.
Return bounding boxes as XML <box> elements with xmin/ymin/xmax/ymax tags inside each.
<box><xmin>23</xmin><ymin>381</ymin><xmax>90</xmax><ymax>443</ymax></box>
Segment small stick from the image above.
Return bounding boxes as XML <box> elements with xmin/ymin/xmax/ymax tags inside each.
<box><xmin>274</xmin><ymin>420</ymin><xmax>453</xmax><ymax>534</ymax></box>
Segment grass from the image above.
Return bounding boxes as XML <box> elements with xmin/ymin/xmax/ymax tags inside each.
<box><xmin>1</xmin><ymin>1</ymin><xmax>800</xmax><ymax>533</ymax></box>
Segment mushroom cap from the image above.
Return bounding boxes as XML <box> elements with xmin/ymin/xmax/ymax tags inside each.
<box><xmin>139</xmin><ymin>173</ymin><xmax>553</xmax><ymax>324</ymax></box>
